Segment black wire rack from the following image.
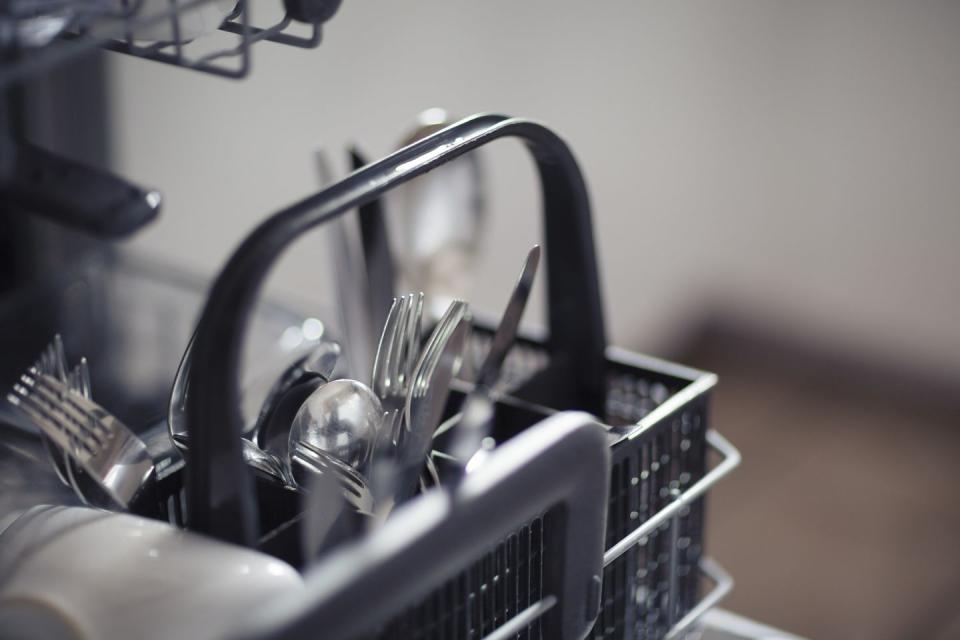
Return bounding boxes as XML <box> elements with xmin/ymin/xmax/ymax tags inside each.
<box><xmin>0</xmin><ymin>0</ymin><xmax>331</xmax><ymax>90</ymax></box>
<box><xmin>0</xmin><ymin>1</ymin><xmax>339</xmax><ymax>248</ymax></box>
<box><xmin>158</xmin><ymin>113</ymin><xmax>742</xmax><ymax>640</ymax></box>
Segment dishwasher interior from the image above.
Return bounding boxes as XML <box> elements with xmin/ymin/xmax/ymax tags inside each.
<box><xmin>0</xmin><ymin>3</ymin><xmax>743</xmax><ymax>639</ymax></box>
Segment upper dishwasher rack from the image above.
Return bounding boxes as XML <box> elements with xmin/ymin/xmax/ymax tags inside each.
<box><xmin>0</xmin><ymin>0</ymin><xmax>340</xmax><ymax>89</ymax></box>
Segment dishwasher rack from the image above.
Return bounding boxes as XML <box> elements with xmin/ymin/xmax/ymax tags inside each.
<box><xmin>0</xmin><ymin>0</ymin><xmax>335</xmax><ymax>89</ymax></box>
<box><xmin>149</xmin><ymin>113</ymin><xmax>743</xmax><ymax>639</ymax></box>
<box><xmin>149</xmin><ymin>322</ymin><xmax>739</xmax><ymax>639</ymax></box>
<box><xmin>1</xmin><ymin>1</ymin><xmax>340</xmax><ymax>269</ymax></box>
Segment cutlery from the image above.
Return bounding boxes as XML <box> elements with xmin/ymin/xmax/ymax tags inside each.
<box><xmin>240</xmin><ymin>438</ymin><xmax>291</xmax><ymax>486</ymax></box>
<box><xmin>290</xmin><ymin>440</ymin><xmax>375</xmax><ymax>514</ymax></box>
<box><xmin>300</xmin><ymin>453</ymin><xmax>349</xmax><ymax>561</ymax></box>
<box><xmin>446</xmin><ymin>245</ymin><xmax>541</xmax><ymax>472</ymax></box>
<box><xmin>290</xmin><ymin>438</ymin><xmax>373</xmax><ymax>558</ymax></box>
<box><xmin>351</xmin><ymin>147</ymin><xmax>396</xmax><ymax>344</ymax></box>
<box><xmin>7</xmin><ymin>370</ymin><xmax>157</xmax><ymax>514</ymax></box>
<box><xmin>30</xmin><ymin>335</ymin><xmax>90</xmax><ymax>496</ymax></box>
<box><xmin>253</xmin><ymin>341</ymin><xmax>339</xmax><ymax>462</ymax></box>
<box><xmin>370</xmin><ymin>293</ymin><xmax>422</xmax><ymax>461</ymax></box>
<box><xmin>392</xmin><ymin>109</ymin><xmax>487</xmax><ymax>318</ymax></box>
<box><xmin>318</xmin><ymin>147</ymin><xmax>375</xmax><ymax>382</ymax></box>
<box><xmin>392</xmin><ymin>300</ymin><xmax>470</xmax><ymax>505</ymax></box>
<box><xmin>256</xmin><ymin>376</ymin><xmax>324</xmax><ymax>485</ymax></box>
<box><xmin>288</xmin><ymin>378</ymin><xmax>383</xmax><ymax>477</ymax></box>
<box><xmin>169</xmin><ymin>329</ymin><xmax>337</xmax><ymax>456</ymax></box>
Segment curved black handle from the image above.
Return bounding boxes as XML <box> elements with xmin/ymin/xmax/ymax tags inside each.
<box><xmin>185</xmin><ymin>114</ymin><xmax>607</xmax><ymax>545</ymax></box>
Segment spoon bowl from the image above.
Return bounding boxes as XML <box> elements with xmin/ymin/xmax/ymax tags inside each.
<box><xmin>288</xmin><ymin>379</ymin><xmax>383</xmax><ymax>477</ymax></box>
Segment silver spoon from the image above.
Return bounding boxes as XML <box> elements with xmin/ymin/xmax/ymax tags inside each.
<box><xmin>168</xmin><ymin>331</ymin><xmax>338</xmax><ymax>454</ymax></box>
<box><xmin>288</xmin><ymin>378</ymin><xmax>383</xmax><ymax>478</ymax></box>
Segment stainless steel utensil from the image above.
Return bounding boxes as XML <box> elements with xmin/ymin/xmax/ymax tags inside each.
<box><xmin>318</xmin><ymin>147</ymin><xmax>376</xmax><ymax>383</ymax></box>
<box><xmin>391</xmin><ymin>109</ymin><xmax>487</xmax><ymax>318</ymax></box>
<box><xmin>393</xmin><ymin>300</ymin><xmax>470</xmax><ymax>505</ymax></box>
<box><xmin>300</xmin><ymin>450</ymin><xmax>349</xmax><ymax>561</ymax></box>
<box><xmin>446</xmin><ymin>245</ymin><xmax>541</xmax><ymax>470</ymax></box>
<box><xmin>288</xmin><ymin>378</ymin><xmax>383</xmax><ymax>477</ymax></box>
<box><xmin>253</xmin><ymin>341</ymin><xmax>339</xmax><ymax>461</ymax></box>
<box><xmin>370</xmin><ymin>293</ymin><xmax>423</xmax><ymax>460</ymax></box>
<box><xmin>7</xmin><ymin>370</ymin><xmax>156</xmax><ymax>512</ymax></box>
<box><xmin>290</xmin><ymin>440</ymin><xmax>374</xmax><ymax>514</ymax></box>
<box><xmin>240</xmin><ymin>438</ymin><xmax>290</xmax><ymax>485</ymax></box>
<box><xmin>351</xmin><ymin>146</ymin><xmax>396</xmax><ymax>344</ymax></box>
<box><xmin>28</xmin><ymin>335</ymin><xmax>101</xmax><ymax>505</ymax></box>
<box><xmin>169</xmin><ymin>330</ymin><xmax>338</xmax><ymax>462</ymax></box>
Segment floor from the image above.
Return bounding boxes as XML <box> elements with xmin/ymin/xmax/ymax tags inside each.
<box><xmin>679</xmin><ymin>333</ymin><xmax>960</xmax><ymax>640</ymax></box>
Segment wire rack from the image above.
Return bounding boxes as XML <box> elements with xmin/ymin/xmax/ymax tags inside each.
<box><xmin>0</xmin><ymin>0</ymin><xmax>329</xmax><ymax>89</ymax></box>
<box><xmin>144</xmin><ymin>114</ymin><xmax>743</xmax><ymax>639</ymax></box>
<box><xmin>368</xmin><ymin>332</ymin><xmax>737</xmax><ymax>640</ymax></box>
<box><xmin>0</xmin><ymin>114</ymin><xmax>742</xmax><ymax>639</ymax></box>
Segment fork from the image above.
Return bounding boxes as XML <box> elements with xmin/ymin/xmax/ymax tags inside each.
<box><xmin>290</xmin><ymin>440</ymin><xmax>375</xmax><ymax>515</ymax></box>
<box><xmin>7</xmin><ymin>369</ymin><xmax>156</xmax><ymax>513</ymax></box>
<box><xmin>392</xmin><ymin>300</ymin><xmax>470</xmax><ymax>504</ymax></box>
<box><xmin>370</xmin><ymin>293</ymin><xmax>423</xmax><ymax>458</ymax></box>
<box><xmin>31</xmin><ymin>335</ymin><xmax>92</xmax><ymax>498</ymax></box>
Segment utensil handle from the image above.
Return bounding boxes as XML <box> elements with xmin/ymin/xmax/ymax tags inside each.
<box><xmin>186</xmin><ymin>114</ymin><xmax>607</xmax><ymax>545</ymax></box>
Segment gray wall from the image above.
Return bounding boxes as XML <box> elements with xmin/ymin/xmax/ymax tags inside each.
<box><xmin>110</xmin><ymin>0</ymin><xmax>960</xmax><ymax>377</ymax></box>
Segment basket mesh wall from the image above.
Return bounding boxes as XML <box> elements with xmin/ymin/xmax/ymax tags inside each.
<box><xmin>374</xmin><ymin>337</ymin><xmax>711</xmax><ymax>640</ymax></box>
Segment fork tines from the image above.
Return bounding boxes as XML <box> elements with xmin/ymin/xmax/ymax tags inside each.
<box><xmin>8</xmin><ymin>369</ymin><xmax>106</xmax><ymax>457</ymax></box>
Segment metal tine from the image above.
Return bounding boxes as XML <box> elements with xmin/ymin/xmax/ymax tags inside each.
<box><xmin>371</xmin><ymin>296</ymin><xmax>403</xmax><ymax>395</ymax></box>
<box><xmin>63</xmin><ymin>359</ymin><xmax>93</xmax><ymax>507</ymax></box>
<box><xmin>411</xmin><ymin>300</ymin><xmax>465</xmax><ymax>399</ymax></box>
<box><xmin>16</xmin><ymin>371</ymin><xmax>105</xmax><ymax>445</ymax></box>
<box><xmin>21</xmin><ymin>372</ymin><xmax>110</xmax><ymax>445</ymax></box>
<box><xmin>294</xmin><ymin>441</ymin><xmax>372</xmax><ymax>510</ymax></box>
<box><xmin>71</xmin><ymin>358</ymin><xmax>92</xmax><ymax>399</ymax></box>
<box><xmin>9</xmin><ymin>379</ymin><xmax>101</xmax><ymax>454</ymax></box>
<box><xmin>31</xmin><ymin>336</ymin><xmax>78</xmax><ymax>490</ymax></box>
<box><xmin>11</xmin><ymin>367</ymin><xmax>156</xmax><ymax>514</ymax></box>
<box><xmin>413</xmin><ymin>310</ymin><xmax>451</xmax><ymax>394</ymax></box>
<box><xmin>385</xmin><ymin>294</ymin><xmax>412</xmax><ymax>395</ymax></box>
<box><xmin>6</xmin><ymin>393</ymin><xmax>94</xmax><ymax>457</ymax></box>
<box><xmin>55</xmin><ymin>368</ymin><xmax>103</xmax><ymax>435</ymax></box>
<box><xmin>51</xmin><ymin>334</ymin><xmax>68</xmax><ymax>382</ymax></box>
<box><xmin>402</xmin><ymin>293</ymin><xmax>424</xmax><ymax>388</ymax></box>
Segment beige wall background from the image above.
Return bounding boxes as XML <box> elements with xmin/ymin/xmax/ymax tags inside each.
<box><xmin>110</xmin><ymin>0</ymin><xmax>960</xmax><ymax>379</ymax></box>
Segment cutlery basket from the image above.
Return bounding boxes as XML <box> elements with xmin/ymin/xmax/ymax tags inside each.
<box><xmin>145</xmin><ymin>322</ymin><xmax>738</xmax><ymax>640</ymax></box>
<box><xmin>169</xmin><ymin>114</ymin><xmax>739</xmax><ymax>640</ymax></box>
<box><xmin>373</xmin><ymin>326</ymin><xmax>738</xmax><ymax>640</ymax></box>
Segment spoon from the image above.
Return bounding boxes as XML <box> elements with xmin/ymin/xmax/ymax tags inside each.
<box><xmin>288</xmin><ymin>379</ymin><xmax>383</xmax><ymax>478</ymax></box>
<box><xmin>168</xmin><ymin>331</ymin><xmax>339</xmax><ymax>453</ymax></box>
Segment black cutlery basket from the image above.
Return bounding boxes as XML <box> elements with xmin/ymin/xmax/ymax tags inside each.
<box><xmin>159</xmin><ymin>114</ymin><xmax>738</xmax><ymax>640</ymax></box>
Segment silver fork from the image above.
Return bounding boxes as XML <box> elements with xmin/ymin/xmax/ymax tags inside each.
<box><xmin>290</xmin><ymin>440</ymin><xmax>374</xmax><ymax>515</ymax></box>
<box><xmin>371</xmin><ymin>293</ymin><xmax>423</xmax><ymax>457</ymax></box>
<box><xmin>392</xmin><ymin>300</ymin><xmax>470</xmax><ymax>504</ymax></box>
<box><xmin>32</xmin><ymin>335</ymin><xmax>92</xmax><ymax>499</ymax></box>
<box><xmin>8</xmin><ymin>369</ymin><xmax>156</xmax><ymax>512</ymax></box>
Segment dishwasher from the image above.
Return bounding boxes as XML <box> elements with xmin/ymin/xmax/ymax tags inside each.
<box><xmin>0</xmin><ymin>3</ymin><xmax>745</xmax><ymax>639</ymax></box>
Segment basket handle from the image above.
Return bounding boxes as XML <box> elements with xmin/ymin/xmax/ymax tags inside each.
<box><xmin>231</xmin><ymin>412</ymin><xmax>610</xmax><ymax>640</ymax></box>
<box><xmin>185</xmin><ymin>114</ymin><xmax>607</xmax><ymax>545</ymax></box>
